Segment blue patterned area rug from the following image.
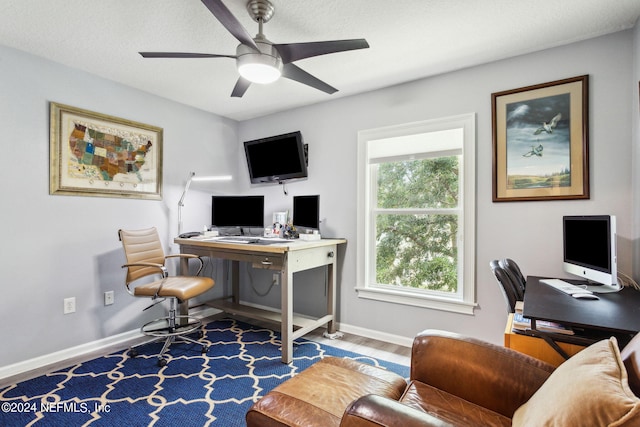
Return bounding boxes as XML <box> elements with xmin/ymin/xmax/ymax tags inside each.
<box><xmin>0</xmin><ymin>318</ymin><xmax>409</xmax><ymax>426</ymax></box>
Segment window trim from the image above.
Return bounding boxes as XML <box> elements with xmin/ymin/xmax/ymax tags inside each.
<box><xmin>356</xmin><ymin>113</ymin><xmax>477</xmax><ymax>315</ymax></box>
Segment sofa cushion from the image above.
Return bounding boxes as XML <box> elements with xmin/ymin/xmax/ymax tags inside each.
<box><xmin>400</xmin><ymin>380</ymin><xmax>511</xmax><ymax>427</ymax></box>
<box><xmin>513</xmin><ymin>337</ymin><xmax>640</xmax><ymax>427</ymax></box>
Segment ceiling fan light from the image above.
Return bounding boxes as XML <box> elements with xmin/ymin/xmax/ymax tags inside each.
<box><xmin>236</xmin><ymin>40</ymin><xmax>283</xmax><ymax>84</ymax></box>
<box><xmin>238</xmin><ymin>61</ymin><xmax>281</xmax><ymax>84</ymax></box>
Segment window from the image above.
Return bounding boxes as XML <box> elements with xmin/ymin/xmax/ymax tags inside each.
<box><xmin>356</xmin><ymin>114</ymin><xmax>476</xmax><ymax>314</ymax></box>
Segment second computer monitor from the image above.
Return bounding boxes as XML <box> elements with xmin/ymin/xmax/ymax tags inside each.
<box><xmin>293</xmin><ymin>195</ymin><xmax>320</xmax><ymax>232</ymax></box>
<box><xmin>211</xmin><ymin>195</ymin><xmax>264</xmax><ymax>229</ymax></box>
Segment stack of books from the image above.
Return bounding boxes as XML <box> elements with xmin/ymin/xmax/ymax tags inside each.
<box><xmin>512</xmin><ymin>302</ymin><xmax>574</xmax><ymax>335</ymax></box>
<box><xmin>512</xmin><ymin>313</ymin><xmax>574</xmax><ymax>335</ymax></box>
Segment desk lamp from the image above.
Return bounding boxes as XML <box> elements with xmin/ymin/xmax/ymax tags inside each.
<box><xmin>178</xmin><ymin>171</ymin><xmax>232</xmax><ymax>235</ymax></box>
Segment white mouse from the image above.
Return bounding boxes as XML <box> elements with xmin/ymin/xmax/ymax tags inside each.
<box><xmin>572</xmin><ymin>293</ymin><xmax>599</xmax><ymax>300</ymax></box>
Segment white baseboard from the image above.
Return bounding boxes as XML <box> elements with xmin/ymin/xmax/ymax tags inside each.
<box><xmin>0</xmin><ymin>305</ymin><xmax>221</xmax><ymax>382</ymax></box>
<box><xmin>0</xmin><ymin>328</ymin><xmax>143</xmax><ymax>382</ymax></box>
<box><xmin>193</xmin><ymin>306</ymin><xmax>223</xmax><ymax>318</ymax></box>
<box><xmin>336</xmin><ymin>322</ymin><xmax>414</xmax><ymax>348</ymax></box>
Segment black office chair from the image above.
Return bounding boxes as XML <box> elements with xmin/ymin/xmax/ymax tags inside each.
<box><xmin>499</xmin><ymin>258</ymin><xmax>526</xmax><ymax>301</ymax></box>
<box><xmin>490</xmin><ymin>259</ymin><xmax>519</xmax><ymax>313</ymax></box>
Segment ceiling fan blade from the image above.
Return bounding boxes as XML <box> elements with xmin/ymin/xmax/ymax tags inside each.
<box><xmin>282</xmin><ymin>63</ymin><xmax>337</xmax><ymax>95</ymax></box>
<box><xmin>274</xmin><ymin>39</ymin><xmax>369</xmax><ymax>64</ymax></box>
<box><xmin>139</xmin><ymin>52</ymin><xmax>235</xmax><ymax>59</ymax></box>
<box><xmin>201</xmin><ymin>0</ymin><xmax>259</xmax><ymax>51</ymax></box>
<box><xmin>231</xmin><ymin>77</ymin><xmax>251</xmax><ymax>97</ymax></box>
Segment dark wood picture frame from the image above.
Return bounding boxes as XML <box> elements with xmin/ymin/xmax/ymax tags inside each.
<box><xmin>492</xmin><ymin>75</ymin><xmax>589</xmax><ymax>202</ymax></box>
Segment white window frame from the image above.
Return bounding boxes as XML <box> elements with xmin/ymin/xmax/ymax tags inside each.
<box><xmin>356</xmin><ymin>113</ymin><xmax>477</xmax><ymax>315</ymax></box>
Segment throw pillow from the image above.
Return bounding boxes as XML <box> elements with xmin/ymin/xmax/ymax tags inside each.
<box><xmin>513</xmin><ymin>337</ymin><xmax>640</xmax><ymax>427</ymax></box>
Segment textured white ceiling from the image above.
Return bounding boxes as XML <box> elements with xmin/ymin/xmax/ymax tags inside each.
<box><xmin>1</xmin><ymin>0</ymin><xmax>639</xmax><ymax>121</ymax></box>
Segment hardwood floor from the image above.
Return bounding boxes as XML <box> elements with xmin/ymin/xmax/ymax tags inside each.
<box><xmin>298</xmin><ymin>326</ymin><xmax>410</xmax><ymax>366</ymax></box>
<box><xmin>1</xmin><ymin>314</ymin><xmax>410</xmax><ymax>388</ymax></box>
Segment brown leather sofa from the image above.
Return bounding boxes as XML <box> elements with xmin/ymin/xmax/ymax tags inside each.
<box><xmin>247</xmin><ymin>330</ymin><xmax>640</xmax><ymax>426</ymax></box>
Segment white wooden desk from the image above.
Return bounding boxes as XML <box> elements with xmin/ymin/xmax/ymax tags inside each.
<box><xmin>174</xmin><ymin>237</ymin><xmax>347</xmax><ymax>363</ymax></box>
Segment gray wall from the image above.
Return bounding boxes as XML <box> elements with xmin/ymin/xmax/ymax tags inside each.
<box><xmin>236</xmin><ymin>30</ymin><xmax>635</xmax><ymax>344</ymax></box>
<box><xmin>0</xmin><ymin>26</ymin><xmax>637</xmax><ymax>368</ymax></box>
<box><xmin>0</xmin><ymin>45</ymin><xmax>238</xmax><ymax>367</ymax></box>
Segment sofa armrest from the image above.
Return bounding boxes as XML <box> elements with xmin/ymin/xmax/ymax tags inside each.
<box><xmin>410</xmin><ymin>330</ymin><xmax>556</xmax><ymax>418</ymax></box>
<box><xmin>340</xmin><ymin>395</ymin><xmax>454</xmax><ymax>427</ymax></box>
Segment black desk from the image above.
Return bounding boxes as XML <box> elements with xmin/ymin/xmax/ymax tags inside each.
<box><xmin>523</xmin><ymin>276</ymin><xmax>640</xmax><ymax>347</ymax></box>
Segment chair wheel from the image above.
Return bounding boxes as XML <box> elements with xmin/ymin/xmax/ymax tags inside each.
<box><xmin>199</xmin><ymin>330</ymin><xmax>205</xmax><ymax>338</ymax></box>
<box><xmin>201</xmin><ymin>345</ymin><xmax>209</xmax><ymax>354</ymax></box>
<box><xmin>157</xmin><ymin>358</ymin><xmax>167</xmax><ymax>367</ymax></box>
<box><xmin>128</xmin><ymin>349</ymin><xmax>138</xmax><ymax>358</ymax></box>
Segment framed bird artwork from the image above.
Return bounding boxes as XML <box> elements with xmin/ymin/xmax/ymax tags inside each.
<box><xmin>491</xmin><ymin>75</ymin><xmax>589</xmax><ymax>202</ymax></box>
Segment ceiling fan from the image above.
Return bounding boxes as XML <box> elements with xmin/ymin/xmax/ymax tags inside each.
<box><xmin>140</xmin><ymin>0</ymin><xmax>370</xmax><ymax>98</ymax></box>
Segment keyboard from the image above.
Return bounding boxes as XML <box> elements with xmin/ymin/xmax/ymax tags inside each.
<box><xmin>259</xmin><ymin>237</ymin><xmax>290</xmax><ymax>243</ymax></box>
<box><xmin>217</xmin><ymin>236</ymin><xmax>260</xmax><ymax>244</ymax></box>
<box><xmin>539</xmin><ymin>279</ymin><xmax>594</xmax><ymax>295</ymax></box>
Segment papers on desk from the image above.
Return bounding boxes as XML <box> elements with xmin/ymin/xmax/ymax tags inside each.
<box><xmin>512</xmin><ymin>312</ymin><xmax>575</xmax><ymax>335</ymax></box>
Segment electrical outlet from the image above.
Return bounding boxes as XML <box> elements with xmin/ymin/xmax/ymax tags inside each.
<box><xmin>104</xmin><ymin>291</ymin><xmax>114</xmax><ymax>306</ymax></box>
<box><xmin>64</xmin><ymin>297</ymin><xmax>76</xmax><ymax>314</ymax></box>
<box><xmin>272</xmin><ymin>273</ymin><xmax>280</xmax><ymax>286</ymax></box>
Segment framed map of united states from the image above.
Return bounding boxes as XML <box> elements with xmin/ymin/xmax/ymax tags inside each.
<box><xmin>49</xmin><ymin>102</ymin><xmax>163</xmax><ymax>200</ymax></box>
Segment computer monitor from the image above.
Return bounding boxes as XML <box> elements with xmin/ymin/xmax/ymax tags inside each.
<box><xmin>293</xmin><ymin>195</ymin><xmax>320</xmax><ymax>232</ymax></box>
<box><xmin>211</xmin><ymin>196</ymin><xmax>264</xmax><ymax>232</ymax></box>
<box><xmin>562</xmin><ymin>215</ymin><xmax>620</xmax><ymax>293</ymax></box>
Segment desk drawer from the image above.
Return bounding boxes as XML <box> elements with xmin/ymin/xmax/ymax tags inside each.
<box><xmin>288</xmin><ymin>245</ymin><xmax>337</xmax><ymax>272</ymax></box>
<box><xmin>251</xmin><ymin>254</ymin><xmax>284</xmax><ymax>270</ymax></box>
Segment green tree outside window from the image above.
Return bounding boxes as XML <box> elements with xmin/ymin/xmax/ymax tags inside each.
<box><xmin>375</xmin><ymin>156</ymin><xmax>460</xmax><ymax>292</ymax></box>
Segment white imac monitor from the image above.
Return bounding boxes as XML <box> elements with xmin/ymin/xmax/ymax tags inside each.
<box><xmin>562</xmin><ymin>215</ymin><xmax>621</xmax><ymax>293</ymax></box>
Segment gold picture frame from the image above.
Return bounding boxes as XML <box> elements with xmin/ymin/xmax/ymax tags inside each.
<box><xmin>50</xmin><ymin>102</ymin><xmax>163</xmax><ymax>199</ymax></box>
<box><xmin>492</xmin><ymin>75</ymin><xmax>589</xmax><ymax>202</ymax></box>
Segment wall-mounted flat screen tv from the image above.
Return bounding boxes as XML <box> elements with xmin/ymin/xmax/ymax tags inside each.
<box><xmin>244</xmin><ymin>131</ymin><xmax>308</xmax><ymax>184</ymax></box>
